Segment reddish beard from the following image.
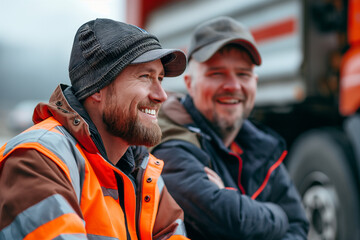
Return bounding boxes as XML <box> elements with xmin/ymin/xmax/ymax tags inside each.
<box><xmin>102</xmin><ymin>104</ymin><xmax>162</xmax><ymax>146</ymax></box>
<box><xmin>102</xmin><ymin>92</ymin><xmax>162</xmax><ymax>147</ymax></box>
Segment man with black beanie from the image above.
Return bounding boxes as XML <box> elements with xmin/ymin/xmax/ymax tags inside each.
<box><xmin>0</xmin><ymin>18</ymin><xmax>188</xmax><ymax>240</ymax></box>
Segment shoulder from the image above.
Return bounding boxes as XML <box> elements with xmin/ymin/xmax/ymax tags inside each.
<box><xmin>3</xmin><ymin>122</ymin><xmax>75</xmax><ymax>159</ymax></box>
<box><xmin>238</xmin><ymin>120</ymin><xmax>287</xmax><ymax>153</ymax></box>
<box><xmin>153</xmin><ymin>93</ymin><xmax>203</xmax><ymax>150</ymax></box>
<box><xmin>242</xmin><ymin>119</ymin><xmax>284</xmax><ymax>142</ymax></box>
<box><xmin>152</xmin><ymin>139</ymin><xmax>211</xmax><ymax>167</ymax></box>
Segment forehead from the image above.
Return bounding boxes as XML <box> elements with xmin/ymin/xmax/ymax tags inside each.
<box><xmin>110</xmin><ymin>59</ymin><xmax>164</xmax><ymax>87</ymax></box>
<box><xmin>204</xmin><ymin>47</ymin><xmax>254</xmax><ymax>68</ymax></box>
<box><xmin>126</xmin><ymin>59</ymin><xmax>165</xmax><ymax>74</ymax></box>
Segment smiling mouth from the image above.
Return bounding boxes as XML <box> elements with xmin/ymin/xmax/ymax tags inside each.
<box><xmin>216</xmin><ymin>96</ymin><xmax>244</xmax><ymax>105</ymax></box>
<box><xmin>140</xmin><ymin>108</ymin><xmax>156</xmax><ymax>116</ymax></box>
<box><xmin>216</xmin><ymin>99</ymin><xmax>241</xmax><ymax>104</ymax></box>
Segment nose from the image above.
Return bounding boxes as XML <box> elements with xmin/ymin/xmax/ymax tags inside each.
<box><xmin>222</xmin><ymin>73</ymin><xmax>242</xmax><ymax>91</ymax></box>
<box><xmin>150</xmin><ymin>80</ymin><xmax>168</xmax><ymax>103</ymax></box>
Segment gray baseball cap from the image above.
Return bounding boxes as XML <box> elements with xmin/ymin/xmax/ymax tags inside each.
<box><xmin>187</xmin><ymin>16</ymin><xmax>261</xmax><ymax>65</ymax></box>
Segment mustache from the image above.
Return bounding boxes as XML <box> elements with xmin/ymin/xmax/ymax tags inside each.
<box><xmin>213</xmin><ymin>92</ymin><xmax>246</xmax><ymax>100</ymax></box>
<box><xmin>137</xmin><ymin>102</ymin><xmax>161</xmax><ymax>110</ymax></box>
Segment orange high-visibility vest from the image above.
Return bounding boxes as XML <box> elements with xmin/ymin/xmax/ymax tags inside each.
<box><xmin>0</xmin><ymin>117</ymin><xmax>187</xmax><ymax>240</ymax></box>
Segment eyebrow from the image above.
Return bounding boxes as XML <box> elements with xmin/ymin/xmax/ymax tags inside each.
<box><xmin>236</xmin><ymin>67</ymin><xmax>253</xmax><ymax>72</ymax></box>
<box><xmin>140</xmin><ymin>66</ymin><xmax>165</xmax><ymax>76</ymax></box>
<box><xmin>207</xmin><ymin>66</ymin><xmax>253</xmax><ymax>72</ymax></box>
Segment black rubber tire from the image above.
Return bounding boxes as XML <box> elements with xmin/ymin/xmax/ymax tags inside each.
<box><xmin>287</xmin><ymin>129</ymin><xmax>360</xmax><ymax>240</ymax></box>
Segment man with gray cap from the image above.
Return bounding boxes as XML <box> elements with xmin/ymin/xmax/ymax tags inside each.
<box><xmin>0</xmin><ymin>18</ymin><xmax>189</xmax><ymax>240</ymax></box>
<box><xmin>151</xmin><ymin>16</ymin><xmax>309</xmax><ymax>239</ymax></box>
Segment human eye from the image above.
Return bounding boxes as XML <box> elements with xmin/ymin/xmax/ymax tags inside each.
<box><xmin>207</xmin><ymin>71</ymin><xmax>224</xmax><ymax>77</ymax></box>
<box><xmin>237</xmin><ymin>71</ymin><xmax>252</xmax><ymax>79</ymax></box>
<box><xmin>139</xmin><ymin>74</ymin><xmax>150</xmax><ymax>79</ymax></box>
<box><xmin>138</xmin><ymin>73</ymin><xmax>153</xmax><ymax>82</ymax></box>
<box><xmin>158</xmin><ymin>76</ymin><xmax>164</xmax><ymax>83</ymax></box>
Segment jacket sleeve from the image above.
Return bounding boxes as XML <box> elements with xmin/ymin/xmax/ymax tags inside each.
<box><xmin>152</xmin><ymin>141</ymin><xmax>289</xmax><ymax>240</ymax></box>
<box><xmin>153</xmin><ymin>180</ymin><xmax>189</xmax><ymax>240</ymax></box>
<box><xmin>266</xmin><ymin>164</ymin><xmax>309</xmax><ymax>240</ymax></box>
<box><xmin>0</xmin><ymin>148</ymin><xmax>87</xmax><ymax>239</ymax></box>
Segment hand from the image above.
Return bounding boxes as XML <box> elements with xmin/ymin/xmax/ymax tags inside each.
<box><xmin>204</xmin><ymin>166</ymin><xmax>225</xmax><ymax>189</ymax></box>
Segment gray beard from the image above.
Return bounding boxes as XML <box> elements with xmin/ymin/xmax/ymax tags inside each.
<box><xmin>211</xmin><ymin>113</ymin><xmax>244</xmax><ymax>140</ymax></box>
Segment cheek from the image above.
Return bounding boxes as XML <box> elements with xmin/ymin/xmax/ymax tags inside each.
<box><xmin>245</xmin><ymin>86</ymin><xmax>257</xmax><ymax>110</ymax></box>
<box><xmin>111</xmin><ymin>93</ymin><xmax>136</xmax><ymax>116</ymax></box>
<box><xmin>198</xmin><ymin>80</ymin><xmax>218</xmax><ymax>96</ymax></box>
<box><xmin>195</xmin><ymin>88</ymin><xmax>218</xmax><ymax>121</ymax></box>
<box><xmin>193</xmin><ymin>84</ymin><xmax>214</xmax><ymax>105</ymax></box>
<box><xmin>244</xmin><ymin>80</ymin><xmax>257</xmax><ymax>98</ymax></box>
<box><xmin>128</xmin><ymin>97</ymin><xmax>140</xmax><ymax>114</ymax></box>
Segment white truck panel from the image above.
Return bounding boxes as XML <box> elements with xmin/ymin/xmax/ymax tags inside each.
<box><xmin>146</xmin><ymin>0</ymin><xmax>305</xmax><ymax>106</ymax></box>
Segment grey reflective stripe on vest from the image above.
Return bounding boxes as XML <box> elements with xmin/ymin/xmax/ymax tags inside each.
<box><xmin>101</xmin><ymin>186</ymin><xmax>119</xmax><ymax>200</ymax></box>
<box><xmin>88</xmin><ymin>234</ymin><xmax>119</xmax><ymax>240</ymax></box>
<box><xmin>173</xmin><ymin>218</ymin><xmax>187</xmax><ymax>237</ymax></box>
<box><xmin>53</xmin><ymin>234</ymin><xmax>88</xmax><ymax>240</ymax></box>
<box><xmin>157</xmin><ymin>176</ymin><xmax>165</xmax><ymax>195</ymax></box>
<box><xmin>0</xmin><ymin>194</ymin><xmax>84</xmax><ymax>240</ymax></box>
<box><xmin>4</xmin><ymin>128</ymin><xmax>86</xmax><ymax>203</ymax></box>
<box><xmin>140</xmin><ymin>155</ymin><xmax>149</xmax><ymax>169</ymax></box>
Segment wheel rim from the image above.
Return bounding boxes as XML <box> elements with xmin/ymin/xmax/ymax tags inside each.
<box><xmin>302</xmin><ymin>172</ymin><xmax>339</xmax><ymax>240</ymax></box>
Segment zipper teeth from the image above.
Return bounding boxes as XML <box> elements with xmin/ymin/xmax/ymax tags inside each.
<box><xmin>96</xmin><ymin>152</ymin><xmax>138</xmax><ymax>239</ymax></box>
<box><xmin>135</xmin><ymin>155</ymin><xmax>149</xmax><ymax>238</ymax></box>
<box><xmin>135</xmin><ymin>173</ymin><xmax>143</xmax><ymax>238</ymax></box>
<box><xmin>115</xmin><ymin>173</ymin><xmax>132</xmax><ymax>240</ymax></box>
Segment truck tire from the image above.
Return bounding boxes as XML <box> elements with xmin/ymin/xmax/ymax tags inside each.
<box><xmin>287</xmin><ymin>129</ymin><xmax>360</xmax><ymax>240</ymax></box>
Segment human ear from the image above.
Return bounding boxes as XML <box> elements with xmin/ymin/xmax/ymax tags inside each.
<box><xmin>254</xmin><ymin>73</ymin><xmax>258</xmax><ymax>83</ymax></box>
<box><xmin>184</xmin><ymin>74</ymin><xmax>192</xmax><ymax>93</ymax></box>
<box><xmin>89</xmin><ymin>91</ymin><xmax>102</xmax><ymax>102</ymax></box>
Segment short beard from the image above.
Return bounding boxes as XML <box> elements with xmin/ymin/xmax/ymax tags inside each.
<box><xmin>211</xmin><ymin>112</ymin><xmax>244</xmax><ymax>139</ymax></box>
<box><xmin>102</xmin><ymin>88</ymin><xmax>162</xmax><ymax>147</ymax></box>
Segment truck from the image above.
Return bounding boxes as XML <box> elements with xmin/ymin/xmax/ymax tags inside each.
<box><xmin>126</xmin><ymin>0</ymin><xmax>360</xmax><ymax>239</ymax></box>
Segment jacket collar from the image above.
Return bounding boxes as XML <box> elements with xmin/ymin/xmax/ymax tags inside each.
<box><xmin>182</xmin><ymin>94</ymin><xmax>286</xmax><ymax>161</ymax></box>
<box><xmin>33</xmin><ymin>84</ymin><xmax>100</xmax><ymax>154</ymax></box>
<box><xmin>32</xmin><ymin>84</ymin><xmax>144</xmax><ymax>175</ymax></box>
<box><xmin>160</xmin><ymin>92</ymin><xmax>193</xmax><ymax>126</ymax></box>
<box><xmin>182</xmin><ymin>94</ymin><xmax>230</xmax><ymax>152</ymax></box>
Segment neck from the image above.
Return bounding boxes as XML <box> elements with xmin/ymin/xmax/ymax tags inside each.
<box><xmin>100</xmin><ymin>132</ymin><xmax>129</xmax><ymax>165</ymax></box>
<box><xmin>83</xmin><ymin>100</ymin><xmax>128</xmax><ymax>165</ymax></box>
<box><xmin>211</xmin><ymin>121</ymin><xmax>241</xmax><ymax>148</ymax></box>
<box><xmin>221</xmin><ymin>128</ymin><xmax>239</xmax><ymax>148</ymax></box>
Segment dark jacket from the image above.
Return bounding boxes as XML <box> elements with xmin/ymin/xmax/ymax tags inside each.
<box><xmin>151</xmin><ymin>93</ymin><xmax>309</xmax><ymax>240</ymax></box>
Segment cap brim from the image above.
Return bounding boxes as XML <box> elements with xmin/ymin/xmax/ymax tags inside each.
<box><xmin>191</xmin><ymin>38</ymin><xmax>261</xmax><ymax>65</ymax></box>
<box><xmin>131</xmin><ymin>48</ymin><xmax>187</xmax><ymax>77</ymax></box>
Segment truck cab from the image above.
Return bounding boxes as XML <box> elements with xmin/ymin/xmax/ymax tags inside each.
<box><xmin>127</xmin><ymin>0</ymin><xmax>360</xmax><ymax>239</ymax></box>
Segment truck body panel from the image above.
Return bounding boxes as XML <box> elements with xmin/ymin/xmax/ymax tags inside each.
<box><xmin>127</xmin><ymin>0</ymin><xmax>360</xmax><ymax>239</ymax></box>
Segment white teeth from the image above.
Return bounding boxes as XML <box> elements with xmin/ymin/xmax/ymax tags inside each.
<box><xmin>218</xmin><ymin>99</ymin><xmax>240</xmax><ymax>104</ymax></box>
<box><xmin>142</xmin><ymin>108</ymin><xmax>156</xmax><ymax>115</ymax></box>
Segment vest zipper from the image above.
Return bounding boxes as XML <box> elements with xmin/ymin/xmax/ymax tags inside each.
<box><xmin>116</xmin><ymin>173</ymin><xmax>132</xmax><ymax>240</ymax></box>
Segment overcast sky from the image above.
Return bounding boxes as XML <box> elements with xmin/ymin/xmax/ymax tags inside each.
<box><xmin>0</xmin><ymin>0</ymin><xmax>126</xmax><ymax>139</ymax></box>
<box><xmin>0</xmin><ymin>0</ymin><xmax>126</xmax><ymax>106</ymax></box>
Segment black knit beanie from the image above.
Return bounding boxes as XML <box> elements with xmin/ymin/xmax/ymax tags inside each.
<box><xmin>69</xmin><ymin>18</ymin><xmax>186</xmax><ymax>100</ymax></box>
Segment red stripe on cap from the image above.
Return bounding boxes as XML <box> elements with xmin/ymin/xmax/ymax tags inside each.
<box><xmin>251</xmin><ymin>18</ymin><xmax>297</xmax><ymax>43</ymax></box>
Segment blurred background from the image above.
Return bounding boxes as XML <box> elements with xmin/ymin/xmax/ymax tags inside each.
<box><xmin>1</xmin><ymin>0</ymin><xmax>360</xmax><ymax>239</ymax></box>
<box><xmin>0</xmin><ymin>0</ymin><xmax>126</xmax><ymax>143</ymax></box>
